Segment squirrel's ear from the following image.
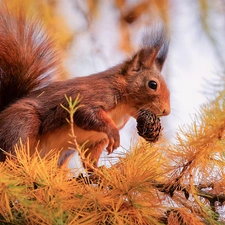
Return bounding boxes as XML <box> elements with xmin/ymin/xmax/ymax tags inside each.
<box><xmin>138</xmin><ymin>47</ymin><xmax>160</xmax><ymax>68</ymax></box>
<box><xmin>122</xmin><ymin>26</ymin><xmax>169</xmax><ymax>74</ymax></box>
<box><xmin>125</xmin><ymin>47</ymin><xmax>158</xmax><ymax>73</ymax></box>
<box><xmin>127</xmin><ymin>52</ymin><xmax>142</xmax><ymax>72</ymax></box>
<box><xmin>155</xmin><ymin>40</ymin><xmax>169</xmax><ymax>71</ymax></box>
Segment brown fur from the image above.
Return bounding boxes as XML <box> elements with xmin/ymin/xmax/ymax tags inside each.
<box><xmin>0</xmin><ymin>8</ymin><xmax>170</xmax><ymax>168</ymax></box>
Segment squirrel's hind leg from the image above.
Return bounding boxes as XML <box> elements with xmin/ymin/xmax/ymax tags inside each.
<box><xmin>0</xmin><ymin>99</ymin><xmax>41</xmax><ymax>161</ymax></box>
<box><xmin>82</xmin><ymin>138</ymin><xmax>108</xmax><ymax>171</ymax></box>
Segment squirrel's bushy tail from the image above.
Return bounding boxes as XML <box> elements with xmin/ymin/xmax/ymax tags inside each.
<box><xmin>0</xmin><ymin>7</ymin><xmax>62</xmax><ymax>111</ymax></box>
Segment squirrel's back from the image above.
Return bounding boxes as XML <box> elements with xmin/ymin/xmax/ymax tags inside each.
<box><xmin>0</xmin><ymin>6</ymin><xmax>62</xmax><ymax>111</ymax></box>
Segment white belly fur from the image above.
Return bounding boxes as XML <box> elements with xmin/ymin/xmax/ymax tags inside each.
<box><xmin>39</xmin><ymin>104</ymin><xmax>131</xmax><ymax>160</ymax></box>
<box><xmin>39</xmin><ymin>124</ymin><xmax>107</xmax><ymax>154</ymax></box>
<box><xmin>107</xmin><ymin>104</ymin><xmax>131</xmax><ymax>129</ymax></box>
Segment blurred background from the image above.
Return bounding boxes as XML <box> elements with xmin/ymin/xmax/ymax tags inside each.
<box><xmin>6</xmin><ymin>0</ymin><xmax>225</xmax><ymax>167</ymax></box>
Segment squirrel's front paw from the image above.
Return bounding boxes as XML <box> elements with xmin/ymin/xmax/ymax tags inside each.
<box><xmin>106</xmin><ymin>128</ymin><xmax>120</xmax><ymax>154</ymax></box>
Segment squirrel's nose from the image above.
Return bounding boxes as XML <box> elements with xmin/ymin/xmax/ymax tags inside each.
<box><xmin>162</xmin><ymin>108</ymin><xmax>170</xmax><ymax>116</ymax></box>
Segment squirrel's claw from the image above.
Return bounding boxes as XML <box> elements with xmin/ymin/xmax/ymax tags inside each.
<box><xmin>106</xmin><ymin>129</ymin><xmax>120</xmax><ymax>154</ymax></box>
<box><xmin>106</xmin><ymin>145</ymin><xmax>113</xmax><ymax>155</ymax></box>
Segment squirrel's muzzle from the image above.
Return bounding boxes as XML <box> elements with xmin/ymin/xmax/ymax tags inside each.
<box><xmin>162</xmin><ymin>107</ymin><xmax>170</xmax><ymax>116</ymax></box>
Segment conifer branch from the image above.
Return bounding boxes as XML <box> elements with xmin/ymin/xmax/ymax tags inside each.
<box><xmin>61</xmin><ymin>95</ymin><xmax>106</xmax><ymax>179</ymax></box>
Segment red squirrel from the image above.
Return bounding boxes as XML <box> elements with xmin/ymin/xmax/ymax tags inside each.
<box><xmin>0</xmin><ymin>8</ymin><xmax>170</xmax><ymax>167</ymax></box>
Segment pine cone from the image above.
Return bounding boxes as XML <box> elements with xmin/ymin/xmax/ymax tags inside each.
<box><xmin>136</xmin><ymin>109</ymin><xmax>161</xmax><ymax>142</ymax></box>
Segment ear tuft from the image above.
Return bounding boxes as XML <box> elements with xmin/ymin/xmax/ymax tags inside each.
<box><xmin>141</xmin><ymin>25</ymin><xmax>169</xmax><ymax>69</ymax></box>
<box><xmin>142</xmin><ymin>25</ymin><xmax>168</xmax><ymax>50</ymax></box>
<box><xmin>122</xmin><ymin>25</ymin><xmax>169</xmax><ymax>74</ymax></box>
<box><xmin>156</xmin><ymin>38</ymin><xmax>169</xmax><ymax>71</ymax></box>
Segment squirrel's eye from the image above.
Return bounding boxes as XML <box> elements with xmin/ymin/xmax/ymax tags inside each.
<box><xmin>148</xmin><ymin>80</ymin><xmax>157</xmax><ymax>90</ymax></box>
